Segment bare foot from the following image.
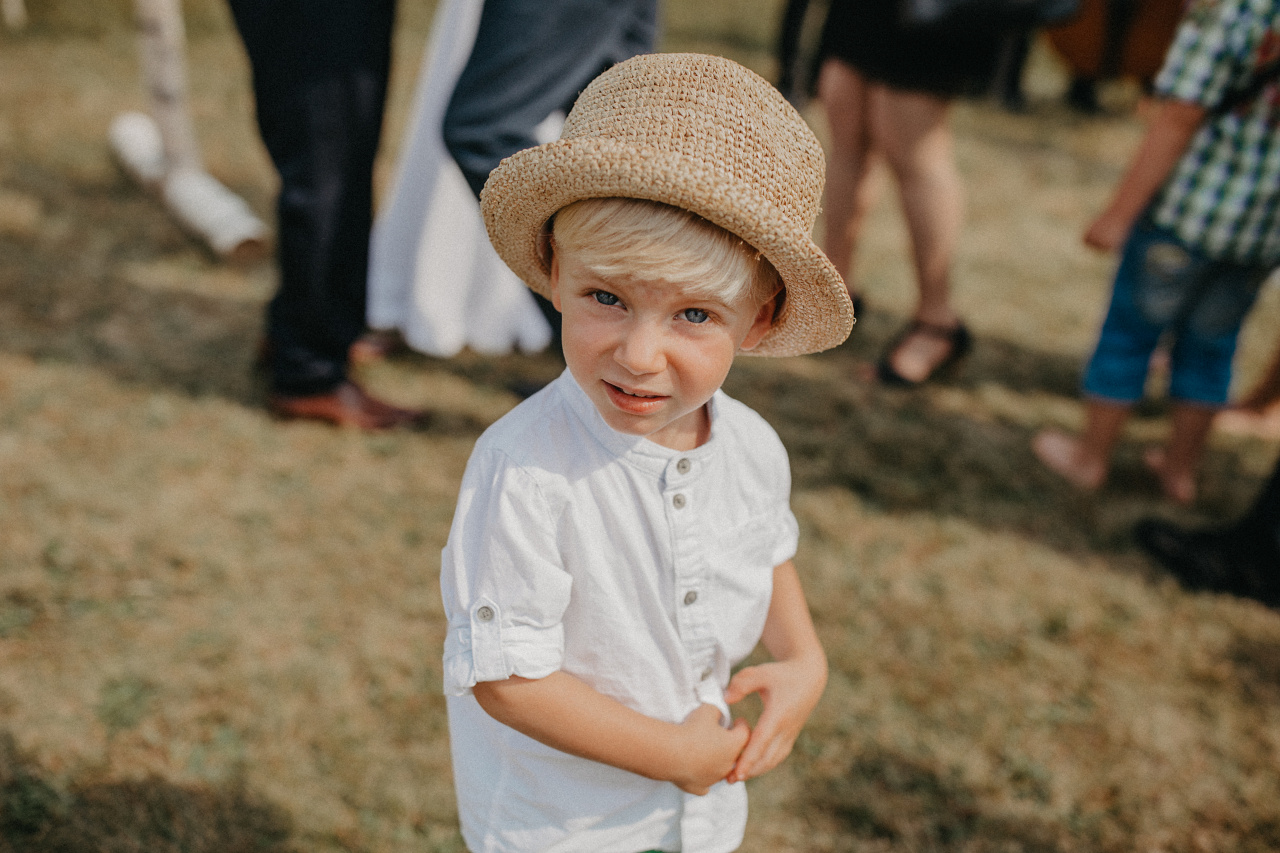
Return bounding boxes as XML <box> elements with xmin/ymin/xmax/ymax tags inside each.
<box><xmin>1214</xmin><ymin>405</ymin><xmax>1280</xmax><ymax>440</ymax></box>
<box><xmin>1142</xmin><ymin>446</ymin><xmax>1196</xmax><ymax>505</ymax></box>
<box><xmin>1032</xmin><ymin>429</ymin><xmax>1107</xmax><ymax>490</ymax></box>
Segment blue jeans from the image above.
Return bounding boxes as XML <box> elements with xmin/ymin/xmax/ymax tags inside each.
<box><xmin>1083</xmin><ymin>220</ymin><xmax>1271</xmax><ymax>406</ymax></box>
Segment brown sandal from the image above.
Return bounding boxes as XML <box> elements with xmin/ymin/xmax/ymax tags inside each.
<box><xmin>876</xmin><ymin>319</ymin><xmax>972</xmax><ymax>386</ymax></box>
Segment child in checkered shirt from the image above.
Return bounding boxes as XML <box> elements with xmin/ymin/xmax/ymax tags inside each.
<box><xmin>1034</xmin><ymin>0</ymin><xmax>1280</xmax><ymax>504</ymax></box>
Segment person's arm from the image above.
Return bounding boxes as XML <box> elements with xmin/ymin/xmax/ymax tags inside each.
<box><xmin>1084</xmin><ymin>99</ymin><xmax>1207</xmax><ymax>252</ymax></box>
<box><xmin>472</xmin><ymin>671</ymin><xmax>750</xmax><ymax>796</ymax></box>
<box><xmin>722</xmin><ymin>560</ymin><xmax>827</xmax><ymax>783</ymax></box>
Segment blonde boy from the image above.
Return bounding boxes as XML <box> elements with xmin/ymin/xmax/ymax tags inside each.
<box><xmin>440</xmin><ymin>53</ymin><xmax>855</xmax><ymax>853</ymax></box>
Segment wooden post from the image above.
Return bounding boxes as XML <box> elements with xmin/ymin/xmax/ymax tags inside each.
<box><xmin>134</xmin><ymin>0</ymin><xmax>201</xmax><ymax>171</ymax></box>
<box><xmin>110</xmin><ymin>0</ymin><xmax>270</xmax><ymax>264</ymax></box>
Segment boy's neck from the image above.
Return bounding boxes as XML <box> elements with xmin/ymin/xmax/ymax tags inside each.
<box><xmin>645</xmin><ymin>400</ymin><xmax>713</xmax><ymax>452</ymax></box>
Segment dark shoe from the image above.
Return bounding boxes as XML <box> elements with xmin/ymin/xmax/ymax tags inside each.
<box><xmin>1065</xmin><ymin>77</ymin><xmax>1101</xmax><ymax>114</ymax></box>
<box><xmin>876</xmin><ymin>319</ymin><xmax>972</xmax><ymax>387</ymax></box>
<box><xmin>269</xmin><ymin>381</ymin><xmax>427</xmax><ymax>430</ymax></box>
<box><xmin>1135</xmin><ymin>518</ymin><xmax>1280</xmax><ymax>606</ymax></box>
<box><xmin>255</xmin><ymin>333</ymin><xmax>400</xmax><ymax>372</ymax></box>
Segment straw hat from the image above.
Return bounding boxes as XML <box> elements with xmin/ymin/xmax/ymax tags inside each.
<box><xmin>480</xmin><ymin>52</ymin><xmax>854</xmax><ymax>357</ymax></box>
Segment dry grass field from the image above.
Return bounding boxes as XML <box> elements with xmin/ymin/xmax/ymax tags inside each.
<box><xmin>2</xmin><ymin>2</ymin><xmax>1280</xmax><ymax>851</ymax></box>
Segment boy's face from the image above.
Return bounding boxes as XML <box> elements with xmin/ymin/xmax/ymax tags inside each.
<box><xmin>549</xmin><ymin>247</ymin><xmax>774</xmax><ymax>451</ymax></box>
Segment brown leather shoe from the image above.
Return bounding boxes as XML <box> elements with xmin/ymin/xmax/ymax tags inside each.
<box><xmin>268</xmin><ymin>381</ymin><xmax>426</xmax><ymax>430</ymax></box>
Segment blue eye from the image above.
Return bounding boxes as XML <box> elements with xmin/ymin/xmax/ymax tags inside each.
<box><xmin>593</xmin><ymin>291</ymin><xmax>619</xmax><ymax>306</ymax></box>
<box><xmin>682</xmin><ymin>308</ymin><xmax>709</xmax><ymax>324</ymax></box>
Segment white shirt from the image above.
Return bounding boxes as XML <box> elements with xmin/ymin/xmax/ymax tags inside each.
<box><xmin>441</xmin><ymin>369</ymin><xmax>799</xmax><ymax>853</ymax></box>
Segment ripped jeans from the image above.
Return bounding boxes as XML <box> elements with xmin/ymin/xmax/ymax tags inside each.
<box><xmin>1083</xmin><ymin>219</ymin><xmax>1272</xmax><ymax>406</ymax></box>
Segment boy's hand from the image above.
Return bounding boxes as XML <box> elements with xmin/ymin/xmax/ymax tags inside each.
<box><xmin>671</xmin><ymin>704</ymin><xmax>750</xmax><ymax>796</ymax></box>
<box><xmin>722</xmin><ymin>653</ymin><xmax>826</xmax><ymax>784</ymax></box>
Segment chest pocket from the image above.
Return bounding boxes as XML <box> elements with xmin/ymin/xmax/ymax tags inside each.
<box><xmin>710</xmin><ymin>518</ymin><xmax>778</xmax><ymax>663</ymax></box>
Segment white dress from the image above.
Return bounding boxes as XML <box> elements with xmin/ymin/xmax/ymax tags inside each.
<box><xmin>366</xmin><ymin>0</ymin><xmax>553</xmax><ymax>356</ymax></box>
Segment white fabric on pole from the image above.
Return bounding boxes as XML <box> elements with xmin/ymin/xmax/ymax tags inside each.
<box><xmin>109</xmin><ymin>111</ymin><xmax>167</xmax><ymax>189</ymax></box>
<box><xmin>368</xmin><ymin>0</ymin><xmax>553</xmax><ymax>357</ymax></box>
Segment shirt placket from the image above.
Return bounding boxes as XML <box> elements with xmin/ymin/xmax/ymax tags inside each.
<box><xmin>663</xmin><ymin>455</ymin><xmax>721</xmax><ymax>710</ymax></box>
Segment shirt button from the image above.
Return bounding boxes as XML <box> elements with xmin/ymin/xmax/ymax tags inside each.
<box><xmin>676</xmin><ymin>458</ymin><xmax>691</xmax><ymax>474</ymax></box>
<box><xmin>672</xmin><ymin>493</ymin><xmax>686</xmax><ymax>509</ymax></box>
<box><xmin>683</xmin><ymin>590</ymin><xmax>698</xmax><ymax>606</ymax></box>
<box><xmin>475</xmin><ymin>605</ymin><xmax>495</xmax><ymax>622</ymax></box>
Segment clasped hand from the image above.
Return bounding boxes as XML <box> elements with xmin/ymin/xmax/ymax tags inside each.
<box><xmin>673</xmin><ymin>654</ymin><xmax>826</xmax><ymax>795</ymax></box>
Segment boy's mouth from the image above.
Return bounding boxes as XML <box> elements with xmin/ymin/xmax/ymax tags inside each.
<box><xmin>604</xmin><ymin>381</ymin><xmax>668</xmax><ymax>413</ymax></box>
<box><xmin>609</xmin><ymin>382</ymin><xmax>661</xmax><ymax>398</ymax></box>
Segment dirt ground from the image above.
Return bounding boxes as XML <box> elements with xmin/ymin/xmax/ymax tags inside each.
<box><xmin>2</xmin><ymin>2</ymin><xmax>1280</xmax><ymax>851</ymax></box>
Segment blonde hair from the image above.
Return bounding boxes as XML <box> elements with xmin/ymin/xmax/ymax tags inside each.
<box><xmin>549</xmin><ymin>198</ymin><xmax>782</xmax><ymax>309</ymax></box>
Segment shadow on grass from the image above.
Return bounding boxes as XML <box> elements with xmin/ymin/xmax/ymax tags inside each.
<box><xmin>0</xmin><ymin>163</ymin><xmax>495</xmax><ymax>435</ymax></box>
<box><xmin>1228</xmin><ymin>634</ymin><xmax>1280</xmax><ymax>704</ymax></box>
<box><xmin>0</xmin><ymin>162</ymin><xmax>263</xmax><ymax>402</ymax></box>
<box><xmin>0</xmin><ymin>733</ymin><xmax>298</xmax><ymax>853</ymax></box>
<box><xmin>819</xmin><ymin>748</ymin><xmax>1067</xmax><ymax>852</ymax></box>
<box><xmin>813</xmin><ymin>745</ymin><xmax>1280</xmax><ymax>853</ymax></box>
<box><xmin>0</xmin><ymin>161</ymin><xmax>1271</xmax><ymax>555</ymax></box>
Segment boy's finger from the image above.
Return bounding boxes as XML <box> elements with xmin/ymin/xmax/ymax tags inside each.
<box><xmin>731</xmin><ymin>723</ymin><xmax>772</xmax><ymax>780</ymax></box>
<box><xmin>724</xmin><ymin>666</ymin><xmax>764</xmax><ymax>704</ymax></box>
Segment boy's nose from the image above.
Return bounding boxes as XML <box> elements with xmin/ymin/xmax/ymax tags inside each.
<box><xmin>614</xmin><ymin>322</ymin><xmax>666</xmax><ymax>375</ymax></box>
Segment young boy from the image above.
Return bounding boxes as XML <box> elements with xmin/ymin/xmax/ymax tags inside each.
<box><xmin>1033</xmin><ymin>0</ymin><xmax>1280</xmax><ymax>504</ymax></box>
<box><xmin>440</xmin><ymin>53</ymin><xmax>855</xmax><ymax>852</ymax></box>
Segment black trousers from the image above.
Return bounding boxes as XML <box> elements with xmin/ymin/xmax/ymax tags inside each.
<box><xmin>1241</xmin><ymin>455</ymin><xmax>1280</xmax><ymax>554</ymax></box>
<box><xmin>228</xmin><ymin>0</ymin><xmax>396</xmax><ymax>395</ymax></box>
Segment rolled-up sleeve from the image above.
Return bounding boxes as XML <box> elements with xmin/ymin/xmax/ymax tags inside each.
<box><xmin>441</xmin><ymin>448</ymin><xmax>573</xmax><ymax>696</ymax></box>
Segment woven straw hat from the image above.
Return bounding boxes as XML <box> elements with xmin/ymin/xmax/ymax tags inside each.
<box><xmin>480</xmin><ymin>52</ymin><xmax>854</xmax><ymax>357</ymax></box>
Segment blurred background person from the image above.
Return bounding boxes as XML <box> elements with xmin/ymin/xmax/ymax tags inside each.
<box><xmin>1136</xmin><ymin>447</ymin><xmax>1280</xmax><ymax>605</ymax></box>
<box><xmin>365</xmin><ymin>0</ymin><xmax>554</xmax><ymax>362</ymax></box>
<box><xmin>1033</xmin><ymin>0</ymin><xmax>1280</xmax><ymax>505</ymax></box>
<box><xmin>810</xmin><ymin>0</ymin><xmax>1005</xmax><ymax>385</ymax></box>
<box><xmin>1137</xmin><ymin>337</ymin><xmax>1280</xmax><ymax>600</ymax></box>
<box><xmin>1215</xmin><ymin>333</ymin><xmax>1280</xmax><ymax>439</ymax></box>
<box><xmin>441</xmin><ymin>0</ymin><xmax>657</xmax><ymax>346</ymax></box>
<box><xmin>228</xmin><ymin>0</ymin><xmax>422</xmax><ymax>429</ymax></box>
<box><xmin>1045</xmin><ymin>0</ymin><xmax>1184</xmax><ymax>113</ymax></box>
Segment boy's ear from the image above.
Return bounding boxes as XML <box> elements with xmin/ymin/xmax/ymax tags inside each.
<box><xmin>739</xmin><ymin>294</ymin><xmax>777</xmax><ymax>352</ymax></box>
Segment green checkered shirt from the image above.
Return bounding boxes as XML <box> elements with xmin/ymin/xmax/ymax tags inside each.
<box><xmin>1150</xmin><ymin>0</ymin><xmax>1280</xmax><ymax>265</ymax></box>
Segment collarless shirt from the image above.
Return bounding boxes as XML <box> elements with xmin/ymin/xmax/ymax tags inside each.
<box><xmin>441</xmin><ymin>369</ymin><xmax>799</xmax><ymax>853</ymax></box>
<box><xmin>1151</xmin><ymin>0</ymin><xmax>1280</xmax><ymax>265</ymax></box>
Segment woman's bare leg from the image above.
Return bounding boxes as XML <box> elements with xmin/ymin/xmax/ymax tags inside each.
<box><xmin>815</xmin><ymin>58</ymin><xmax>880</xmax><ymax>300</ymax></box>
<box><xmin>868</xmin><ymin>84</ymin><xmax>965</xmax><ymax>382</ymax></box>
<box><xmin>1213</xmin><ymin>342</ymin><xmax>1280</xmax><ymax>438</ymax></box>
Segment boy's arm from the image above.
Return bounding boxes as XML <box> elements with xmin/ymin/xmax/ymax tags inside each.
<box><xmin>723</xmin><ymin>560</ymin><xmax>827</xmax><ymax>783</ymax></box>
<box><xmin>1084</xmin><ymin>98</ymin><xmax>1206</xmax><ymax>252</ymax></box>
<box><xmin>472</xmin><ymin>671</ymin><xmax>750</xmax><ymax>796</ymax></box>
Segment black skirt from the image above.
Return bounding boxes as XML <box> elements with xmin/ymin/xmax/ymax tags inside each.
<box><xmin>818</xmin><ymin>0</ymin><xmax>1005</xmax><ymax>98</ymax></box>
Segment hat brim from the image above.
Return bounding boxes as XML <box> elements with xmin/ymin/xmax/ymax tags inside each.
<box><xmin>482</xmin><ymin>135</ymin><xmax>854</xmax><ymax>357</ymax></box>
